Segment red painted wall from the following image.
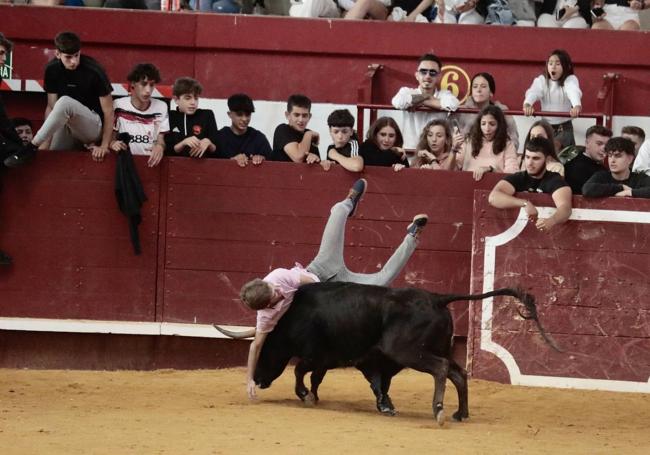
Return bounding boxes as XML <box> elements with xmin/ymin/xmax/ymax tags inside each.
<box><xmin>0</xmin><ymin>152</ymin><xmax>498</xmax><ymax>337</ymax></box>
<box><xmin>468</xmin><ymin>191</ymin><xmax>650</xmax><ymax>386</ymax></box>
<box><xmin>2</xmin><ymin>5</ymin><xmax>650</xmax><ymax>115</ymax></box>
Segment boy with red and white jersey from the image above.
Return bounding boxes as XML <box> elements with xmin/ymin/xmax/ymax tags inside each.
<box><xmin>110</xmin><ymin>63</ymin><xmax>169</xmax><ymax>167</ymax></box>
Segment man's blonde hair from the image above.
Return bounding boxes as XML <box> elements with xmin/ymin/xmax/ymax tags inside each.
<box><xmin>240</xmin><ymin>278</ymin><xmax>273</xmax><ymax>310</ymax></box>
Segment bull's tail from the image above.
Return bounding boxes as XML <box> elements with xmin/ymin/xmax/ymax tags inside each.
<box><xmin>213</xmin><ymin>324</ymin><xmax>256</xmax><ymax>339</ymax></box>
<box><xmin>437</xmin><ymin>288</ymin><xmax>562</xmax><ymax>352</ymax></box>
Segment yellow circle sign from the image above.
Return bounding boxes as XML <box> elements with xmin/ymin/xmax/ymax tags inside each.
<box><xmin>440</xmin><ymin>65</ymin><xmax>471</xmax><ymax>104</ymax></box>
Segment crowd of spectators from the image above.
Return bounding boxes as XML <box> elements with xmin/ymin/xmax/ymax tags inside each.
<box><xmin>2</xmin><ymin>31</ymin><xmax>650</xmax><ymax>265</ymax></box>
<box><xmin>3</xmin><ymin>0</ymin><xmax>650</xmax><ymax>31</ymax></box>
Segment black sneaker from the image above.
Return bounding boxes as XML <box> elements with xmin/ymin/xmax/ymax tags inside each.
<box><xmin>346</xmin><ymin>178</ymin><xmax>367</xmax><ymax>218</ymax></box>
<box><xmin>4</xmin><ymin>142</ymin><xmax>37</xmax><ymax>168</ymax></box>
<box><xmin>0</xmin><ymin>250</ymin><xmax>12</xmax><ymax>266</ymax></box>
<box><xmin>407</xmin><ymin>214</ymin><xmax>428</xmax><ymax>237</ymax></box>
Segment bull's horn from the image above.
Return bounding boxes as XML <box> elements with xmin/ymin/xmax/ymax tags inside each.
<box><xmin>213</xmin><ymin>324</ymin><xmax>256</xmax><ymax>339</ymax></box>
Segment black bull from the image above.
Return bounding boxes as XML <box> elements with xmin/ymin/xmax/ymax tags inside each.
<box><xmin>248</xmin><ymin>282</ymin><xmax>557</xmax><ymax>425</ymax></box>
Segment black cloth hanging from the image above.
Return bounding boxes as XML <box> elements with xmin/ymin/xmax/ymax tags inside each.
<box><xmin>114</xmin><ymin>133</ymin><xmax>147</xmax><ymax>255</ymax></box>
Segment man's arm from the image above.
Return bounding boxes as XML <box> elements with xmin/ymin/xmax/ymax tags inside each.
<box><xmin>88</xmin><ymin>94</ymin><xmax>114</xmax><ymax>162</ymax></box>
<box><xmin>328</xmin><ymin>148</ymin><xmax>364</xmax><ymax>172</ymax></box>
<box><xmin>488</xmin><ymin>179</ymin><xmax>539</xmax><ymax>220</ymax></box>
<box><xmin>630</xmin><ymin>174</ymin><xmax>650</xmax><ymax>199</ymax></box>
<box><xmin>147</xmin><ymin>132</ymin><xmax>165</xmax><ymax>167</ymax></box>
<box><xmin>283</xmin><ymin>131</ymin><xmax>318</xmax><ymax>163</ymax></box>
<box><xmin>421</xmin><ymin>90</ymin><xmax>460</xmax><ymax>112</ymax></box>
<box><xmin>245</xmin><ymin>330</ymin><xmax>268</xmax><ymax>400</ymax></box>
<box><xmin>632</xmin><ymin>142</ymin><xmax>650</xmax><ymax>176</ymax></box>
<box><xmin>582</xmin><ymin>172</ymin><xmax>621</xmax><ymax>198</ymax></box>
<box><xmin>537</xmin><ymin>186</ymin><xmax>572</xmax><ymax>231</ymax></box>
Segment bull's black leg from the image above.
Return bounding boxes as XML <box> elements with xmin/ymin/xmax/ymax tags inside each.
<box><xmin>294</xmin><ymin>360</ymin><xmax>312</xmax><ymax>402</ymax></box>
<box><xmin>447</xmin><ymin>360</ymin><xmax>469</xmax><ymax>421</ymax></box>
<box><xmin>357</xmin><ymin>360</ymin><xmax>398</xmax><ymax>416</ymax></box>
<box><xmin>393</xmin><ymin>353</ymin><xmax>450</xmax><ymax>426</ymax></box>
<box><xmin>309</xmin><ymin>368</ymin><xmax>327</xmax><ymax>402</ymax></box>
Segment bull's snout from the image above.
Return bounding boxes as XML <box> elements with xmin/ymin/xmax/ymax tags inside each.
<box><xmin>256</xmin><ymin>380</ymin><xmax>271</xmax><ymax>389</ymax></box>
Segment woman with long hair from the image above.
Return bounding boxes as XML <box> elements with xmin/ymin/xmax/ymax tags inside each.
<box><xmin>359</xmin><ymin>117</ymin><xmax>409</xmax><ymax>171</ymax></box>
<box><xmin>457</xmin><ymin>104</ymin><xmax>518</xmax><ymax>181</ymax></box>
<box><xmin>413</xmin><ymin>119</ymin><xmax>460</xmax><ymax>170</ymax></box>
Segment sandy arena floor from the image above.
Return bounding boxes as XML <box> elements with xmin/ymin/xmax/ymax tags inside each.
<box><xmin>1</xmin><ymin>367</ymin><xmax>649</xmax><ymax>454</ymax></box>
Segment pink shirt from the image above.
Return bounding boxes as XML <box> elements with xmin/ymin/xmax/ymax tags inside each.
<box><xmin>458</xmin><ymin>140</ymin><xmax>519</xmax><ymax>174</ymax></box>
<box><xmin>256</xmin><ymin>264</ymin><xmax>319</xmax><ymax>334</ymax></box>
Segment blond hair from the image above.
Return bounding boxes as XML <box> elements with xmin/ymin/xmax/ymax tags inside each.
<box><xmin>240</xmin><ymin>278</ymin><xmax>273</xmax><ymax>310</ymax></box>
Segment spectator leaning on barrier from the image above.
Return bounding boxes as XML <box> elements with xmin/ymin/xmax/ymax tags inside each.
<box><xmin>12</xmin><ymin>118</ymin><xmax>33</xmax><ymax>146</ymax></box>
<box><xmin>165</xmin><ymin>77</ymin><xmax>218</xmax><ymax>159</ymax></box>
<box><xmin>111</xmin><ymin>63</ymin><xmax>169</xmax><ymax>168</ymax></box>
<box><xmin>359</xmin><ymin>117</ymin><xmax>409</xmax><ymax>172</ymax></box>
<box><xmin>322</xmin><ymin>109</ymin><xmax>363</xmax><ymax>173</ymax></box>
<box><xmin>582</xmin><ymin>137</ymin><xmax>650</xmax><ymax>198</ymax></box>
<box><xmin>563</xmin><ymin>125</ymin><xmax>612</xmax><ymax>194</ymax></box>
<box><xmin>4</xmin><ymin>31</ymin><xmax>114</xmax><ymax>168</ymax></box>
<box><xmin>488</xmin><ymin>136</ymin><xmax>572</xmax><ymax>233</ymax></box>
<box><xmin>216</xmin><ymin>93</ymin><xmax>271</xmax><ymax>167</ymax></box>
<box><xmin>0</xmin><ymin>33</ymin><xmax>23</xmax><ymax>266</ymax></box>
<box><xmin>271</xmin><ymin>94</ymin><xmax>321</xmax><ymax>164</ymax></box>
<box><xmin>288</xmin><ymin>0</ymin><xmax>341</xmax><ymax>18</ymax></box>
<box><xmin>412</xmin><ymin>118</ymin><xmax>459</xmax><ymax>170</ymax></box>
<box><xmin>456</xmin><ymin>104</ymin><xmax>518</xmax><ymax>181</ymax></box>
<box><xmin>391</xmin><ymin>53</ymin><xmax>460</xmax><ymax>150</ymax></box>
<box><xmin>523</xmin><ymin>49</ymin><xmax>582</xmax><ymax>149</ymax></box>
<box><xmin>620</xmin><ymin>125</ymin><xmax>645</xmax><ymax>154</ymax></box>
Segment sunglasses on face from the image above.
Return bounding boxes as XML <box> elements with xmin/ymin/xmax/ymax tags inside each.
<box><xmin>418</xmin><ymin>69</ymin><xmax>439</xmax><ymax>77</ymax></box>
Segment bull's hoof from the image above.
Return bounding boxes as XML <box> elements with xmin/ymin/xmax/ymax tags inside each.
<box><xmin>301</xmin><ymin>391</ymin><xmax>317</xmax><ymax>407</ymax></box>
<box><xmin>435</xmin><ymin>408</ymin><xmax>445</xmax><ymax>427</ymax></box>
<box><xmin>452</xmin><ymin>410</ymin><xmax>469</xmax><ymax>422</ymax></box>
<box><xmin>378</xmin><ymin>405</ymin><xmax>397</xmax><ymax>416</ymax></box>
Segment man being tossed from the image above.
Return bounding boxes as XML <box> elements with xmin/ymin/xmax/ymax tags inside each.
<box><xmin>489</xmin><ymin>137</ymin><xmax>572</xmax><ymax>232</ymax></box>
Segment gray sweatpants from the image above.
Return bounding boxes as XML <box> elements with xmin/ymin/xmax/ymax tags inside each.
<box><xmin>33</xmin><ymin>96</ymin><xmax>103</xmax><ymax>150</ymax></box>
<box><xmin>306</xmin><ymin>199</ymin><xmax>417</xmax><ymax>286</ymax></box>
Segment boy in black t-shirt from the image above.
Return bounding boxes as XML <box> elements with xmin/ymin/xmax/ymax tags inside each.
<box><xmin>489</xmin><ymin>137</ymin><xmax>572</xmax><ymax>233</ymax></box>
<box><xmin>215</xmin><ymin>93</ymin><xmax>271</xmax><ymax>167</ymax></box>
<box><xmin>583</xmin><ymin>137</ymin><xmax>650</xmax><ymax>199</ymax></box>
<box><xmin>5</xmin><ymin>31</ymin><xmax>114</xmax><ymax>167</ymax></box>
<box><xmin>271</xmin><ymin>94</ymin><xmax>320</xmax><ymax>163</ymax></box>
<box><xmin>323</xmin><ymin>109</ymin><xmax>363</xmax><ymax>173</ymax></box>
<box><xmin>165</xmin><ymin>77</ymin><xmax>218</xmax><ymax>159</ymax></box>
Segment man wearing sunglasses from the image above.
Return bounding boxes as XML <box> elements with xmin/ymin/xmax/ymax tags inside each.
<box><xmin>391</xmin><ymin>53</ymin><xmax>459</xmax><ymax>151</ymax></box>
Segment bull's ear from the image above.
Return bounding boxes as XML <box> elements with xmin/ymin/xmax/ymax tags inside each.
<box><xmin>213</xmin><ymin>324</ymin><xmax>256</xmax><ymax>339</ymax></box>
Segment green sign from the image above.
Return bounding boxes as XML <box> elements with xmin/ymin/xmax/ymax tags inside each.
<box><xmin>1</xmin><ymin>51</ymin><xmax>12</xmax><ymax>79</ymax></box>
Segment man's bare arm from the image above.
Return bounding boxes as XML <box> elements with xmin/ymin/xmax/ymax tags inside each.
<box><xmin>284</xmin><ymin>131</ymin><xmax>317</xmax><ymax>162</ymax></box>
<box><xmin>246</xmin><ymin>331</ymin><xmax>268</xmax><ymax>399</ymax></box>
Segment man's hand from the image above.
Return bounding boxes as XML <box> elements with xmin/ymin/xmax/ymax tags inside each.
<box><xmin>182</xmin><ymin>136</ymin><xmax>201</xmax><ymax>152</ymax></box>
<box><xmin>232</xmin><ymin>153</ymin><xmax>248</xmax><ymax>167</ymax></box>
<box><xmin>189</xmin><ymin>138</ymin><xmax>213</xmax><ymax>158</ymax></box>
<box><xmin>523</xmin><ymin>103</ymin><xmax>535</xmax><ymax>116</ymax></box>
<box><xmin>88</xmin><ymin>144</ymin><xmax>110</xmax><ymax>162</ymax></box>
<box><xmin>524</xmin><ymin>201</ymin><xmax>539</xmax><ymax>222</ymax></box>
<box><xmin>570</xmin><ymin>105</ymin><xmax>582</xmax><ymax>118</ymax></box>
<box><xmin>393</xmin><ymin>163</ymin><xmax>406</xmax><ymax>172</ymax></box>
<box><xmin>410</xmin><ymin>94</ymin><xmax>430</xmax><ymax>106</ymax></box>
<box><xmin>615</xmin><ymin>185</ymin><xmax>632</xmax><ymax>197</ymax></box>
<box><xmin>108</xmin><ymin>140</ymin><xmax>127</xmax><ymax>153</ymax></box>
<box><xmin>456</xmin><ymin>0</ymin><xmax>476</xmax><ymax>14</ymax></box>
<box><xmin>148</xmin><ymin>144</ymin><xmax>164</xmax><ymax>167</ymax></box>
<box><xmin>251</xmin><ymin>154</ymin><xmax>265</xmax><ymax>165</ymax></box>
<box><xmin>308</xmin><ymin>131</ymin><xmax>320</xmax><ymax>145</ymax></box>
<box><xmin>306</xmin><ymin>152</ymin><xmax>320</xmax><ymax>164</ymax></box>
<box><xmin>320</xmin><ymin>159</ymin><xmax>333</xmax><ymax>171</ymax></box>
<box><xmin>536</xmin><ymin>217</ymin><xmax>556</xmax><ymax>233</ymax></box>
<box><xmin>247</xmin><ymin>379</ymin><xmax>258</xmax><ymax>400</ymax></box>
